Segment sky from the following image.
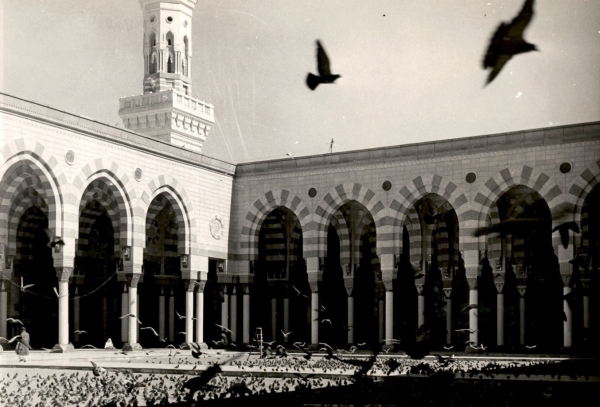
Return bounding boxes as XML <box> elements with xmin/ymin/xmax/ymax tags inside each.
<box><xmin>1</xmin><ymin>0</ymin><xmax>599</xmax><ymax>164</ymax></box>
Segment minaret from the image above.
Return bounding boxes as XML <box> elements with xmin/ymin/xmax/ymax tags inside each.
<box><xmin>119</xmin><ymin>0</ymin><xmax>214</xmax><ymax>153</ymax></box>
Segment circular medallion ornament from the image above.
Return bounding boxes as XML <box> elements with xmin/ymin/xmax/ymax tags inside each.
<box><xmin>466</xmin><ymin>172</ymin><xmax>477</xmax><ymax>184</ymax></box>
<box><xmin>134</xmin><ymin>168</ymin><xmax>143</xmax><ymax>181</ymax></box>
<box><xmin>382</xmin><ymin>180</ymin><xmax>392</xmax><ymax>191</ymax></box>
<box><xmin>209</xmin><ymin>215</ymin><xmax>223</xmax><ymax>240</ymax></box>
<box><xmin>308</xmin><ymin>188</ymin><xmax>317</xmax><ymax>198</ymax></box>
<box><xmin>559</xmin><ymin>162</ymin><xmax>571</xmax><ymax>174</ymax></box>
<box><xmin>65</xmin><ymin>150</ymin><xmax>75</xmax><ymax>165</ymax></box>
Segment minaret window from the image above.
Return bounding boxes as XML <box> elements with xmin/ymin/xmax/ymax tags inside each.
<box><xmin>167</xmin><ymin>55</ymin><xmax>173</xmax><ymax>73</ymax></box>
<box><xmin>150</xmin><ymin>53</ymin><xmax>157</xmax><ymax>74</ymax></box>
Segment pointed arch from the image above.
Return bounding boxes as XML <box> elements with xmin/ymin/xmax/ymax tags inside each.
<box><xmin>386</xmin><ymin>175</ymin><xmax>468</xmax><ymax>255</ymax></box>
<box><xmin>312</xmin><ymin>183</ymin><xmax>384</xmax><ymax>258</ymax></box>
<box><xmin>1</xmin><ymin>140</ymin><xmax>66</xmax><ymax>252</ymax></box>
<box><xmin>141</xmin><ymin>175</ymin><xmax>194</xmax><ymax>255</ymax></box>
<box><xmin>473</xmin><ymin>165</ymin><xmax>562</xmax><ymax>248</ymax></box>
<box><xmin>240</xmin><ymin>190</ymin><xmax>310</xmax><ymax>261</ymax></box>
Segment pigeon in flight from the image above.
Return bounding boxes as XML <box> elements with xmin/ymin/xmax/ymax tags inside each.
<box><xmin>44</xmin><ymin>228</ymin><xmax>65</xmax><ymax>248</ymax></box>
<box><xmin>306</xmin><ymin>40</ymin><xmax>341</xmax><ymax>90</ymax></box>
<box><xmin>482</xmin><ymin>0</ymin><xmax>538</xmax><ymax>85</ymax></box>
<box><xmin>552</xmin><ymin>221</ymin><xmax>580</xmax><ymax>249</ymax></box>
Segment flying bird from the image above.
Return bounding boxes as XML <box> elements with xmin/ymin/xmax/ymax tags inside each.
<box><xmin>306</xmin><ymin>40</ymin><xmax>341</xmax><ymax>90</ymax></box>
<box><xmin>73</xmin><ymin>330</ymin><xmax>87</xmax><ymax>334</ymax></box>
<box><xmin>90</xmin><ymin>361</ymin><xmax>106</xmax><ymax>377</ymax></box>
<box><xmin>20</xmin><ymin>277</ymin><xmax>34</xmax><ymax>293</ymax></box>
<box><xmin>53</xmin><ymin>287</ymin><xmax>66</xmax><ymax>298</ymax></box>
<box><xmin>44</xmin><ymin>228</ymin><xmax>65</xmax><ymax>248</ymax></box>
<box><xmin>176</xmin><ymin>311</ymin><xmax>185</xmax><ymax>320</ymax></box>
<box><xmin>281</xmin><ymin>330</ymin><xmax>292</xmax><ymax>338</ymax></box>
<box><xmin>461</xmin><ymin>304</ymin><xmax>479</xmax><ymax>313</ymax></box>
<box><xmin>286</xmin><ymin>153</ymin><xmax>295</xmax><ymax>160</ymax></box>
<box><xmin>119</xmin><ymin>313</ymin><xmax>142</xmax><ymax>325</ymax></box>
<box><xmin>482</xmin><ymin>0</ymin><xmax>538</xmax><ymax>85</ymax></box>
<box><xmin>292</xmin><ymin>285</ymin><xmax>309</xmax><ymax>299</ymax></box>
<box><xmin>7</xmin><ymin>318</ymin><xmax>23</xmax><ymax>325</ymax></box>
<box><xmin>552</xmin><ymin>221</ymin><xmax>580</xmax><ymax>249</ymax></box>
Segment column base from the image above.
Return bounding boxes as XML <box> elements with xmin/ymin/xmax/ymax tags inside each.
<box><xmin>122</xmin><ymin>343</ymin><xmax>143</xmax><ymax>351</ymax></box>
<box><xmin>52</xmin><ymin>343</ymin><xmax>75</xmax><ymax>353</ymax></box>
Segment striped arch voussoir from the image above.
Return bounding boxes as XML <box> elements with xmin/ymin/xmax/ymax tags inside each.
<box><xmin>570</xmin><ymin>161</ymin><xmax>600</xmax><ymax>226</ymax></box>
<box><xmin>1</xmin><ymin>141</ymin><xmax>65</xmax><ymax>227</ymax></box>
<box><xmin>388</xmin><ymin>175</ymin><xmax>466</xmax><ymax>255</ymax></box>
<box><xmin>314</xmin><ymin>183</ymin><xmax>383</xmax><ymax>257</ymax></box>
<box><xmin>145</xmin><ymin>186</ymin><xmax>191</xmax><ymax>254</ymax></box>
<box><xmin>241</xmin><ymin>190</ymin><xmax>310</xmax><ymax>260</ymax></box>
<box><xmin>475</xmin><ymin>166</ymin><xmax>561</xmax><ymax>229</ymax></box>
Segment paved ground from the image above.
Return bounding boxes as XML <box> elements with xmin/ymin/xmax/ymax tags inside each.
<box><xmin>1</xmin><ymin>347</ymin><xmax>598</xmax><ymax>406</ymax></box>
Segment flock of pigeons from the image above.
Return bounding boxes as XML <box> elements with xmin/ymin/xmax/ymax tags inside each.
<box><xmin>2</xmin><ymin>347</ymin><xmax>584</xmax><ymax>407</ymax></box>
<box><xmin>308</xmin><ymin>0</ymin><xmax>538</xmax><ymax>90</ymax></box>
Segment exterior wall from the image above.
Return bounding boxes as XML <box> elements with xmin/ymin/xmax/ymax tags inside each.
<box><xmin>229</xmin><ymin>121</ymin><xmax>600</xmax><ymax>273</ymax></box>
<box><xmin>0</xmin><ymin>93</ymin><xmax>235</xmax><ymax>271</ymax></box>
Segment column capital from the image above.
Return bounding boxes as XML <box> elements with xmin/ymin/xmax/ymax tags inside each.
<box><xmin>195</xmin><ymin>280</ymin><xmax>206</xmax><ymax>293</ymax></box>
<box><xmin>185</xmin><ymin>279</ymin><xmax>196</xmax><ymax>292</ymax></box>
<box><xmin>240</xmin><ymin>283</ymin><xmax>250</xmax><ymax>295</ymax></box>
<box><xmin>344</xmin><ymin>277</ymin><xmax>355</xmax><ymax>297</ymax></box>
<box><xmin>517</xmin><ymin>285</ymin><xmax>526</xmax><ymax>297</ymax></box>
<box><xmin>443</xmin><ymin>288</ymin><xmax>452</xmax><ymax>299</ymax></box>
<box><xmin>581</xmin><ymin>278</ymin><xmax>591</xmax><ymax>291</ymax></box>
<box><xmin>561</xmin><ymin>273</ymin><xmax>572</xmax><ymax>287</ymax></box>
<box><xmin>416</xmin><ymin>284</ymin><xmax>424</xmax><ymax>295</ymax></box>
<box><xmin>467</xmin><ymin>277</ymin><xmax>478</xmax><ymax>290</ymax></box>
<box><xmin>494</xmin><ymin>282</ymin><xmax>505</xmax><ymax>294</ymax></box>
<box><xmin>126</xmin><ymin>273</ymin><xmax>141</xmax><ymax>288</ymax></box>
<box><xmin>383</xmin><ymin>279</ymin><xmax>394</xmax><ymax>292</ymax></box>
<box><xmin>309</xmin><ymin>281</ymin><xmax>319</xmax><ymax>293</ymax></box>
<box><xmin>55</xmin><ymin>267</ymin><xmax>73</xmax><ymax>282</ymax></box>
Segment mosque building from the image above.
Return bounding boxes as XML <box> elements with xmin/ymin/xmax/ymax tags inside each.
<box><xmin>1</xmin><ymin>0</ymin><xmax>598</xmax><ymax>353</ymax></box>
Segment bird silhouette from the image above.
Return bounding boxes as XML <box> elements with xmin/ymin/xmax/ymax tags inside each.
<box><xmin>306</xmin><ymin>40</ymin><xmax>341</xmax><ymax>90</ymax></box>
<box><xmin>482</xmin><ymin>0</ymin><xmax>537</xmax><ymax>85</ymax></box>
<box><xmin>552</xmin><ymin>221</ymin><xmax>580</xmax><ymax>249</ymax></box>
<box><xmin>7</xmin><ymin>318</ymin><xmax>24</xmax><ymax>325</ymax></box>
<box><xmin>20</xmin><ymin>277</ymin><xmax>34</xmax><ymax>293</ymax></box>
<box><xmin>53</xmin><ymin>287</ymin><xmax>66</xmax><ymax>298</ymax></box>
<box><xmin>461</xmin><ymin>304</ymin><xmax>479</xmax><ymax>314</ymax></box>
<box><xmin>44</xmin><ymin>228</ymin><xmax>65</xmax><ymax>248</ymax></box>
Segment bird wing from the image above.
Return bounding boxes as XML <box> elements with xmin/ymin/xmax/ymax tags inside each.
<box><xmin>507</xmin><ymin>0</ymin><xmax>535</xmax><ymax>40</ymax></box>
<box><xmin>316</xmin><ymin>40</ymin><xmax>332</xmax><ymax>77</ymax></box>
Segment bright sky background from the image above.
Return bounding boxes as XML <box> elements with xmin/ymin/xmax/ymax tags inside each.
<box><xmin>1</xmin><ymin>0</ymin><xmax>599</xmax><ymax>163</ymax></box>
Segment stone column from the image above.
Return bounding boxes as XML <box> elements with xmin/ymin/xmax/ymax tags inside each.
<box><xmin>0</xmin><ymin>281</ymin><xmax>7</xmax><ymax>339</ymax></box>
<box><xmin>53</xmin><ymin>267</ymin><xmax>74</xmax><ymax>352</ymax></box>
<box><xmin>562</xmin><ymin>274</ymin><xmax>572</xmax><ymax>348</ymax></box>
<box><xmin>123</xmin><ymin>274</ymin><xmax>142</xmax><ymax>351</ymax></box>
<box><xmin>169</xmin><ymin>287</ymin><xmax>175</xmax><ymax>342</ymax></box>
<box><xmin>582</xmin><ymin>279</ymin><xmax>590</xmax><ymax>332</ymax></box>
<box><xmin>221</xmin><ymin>284</ymin><xmax>229</xmax><ymax>329</ymax></box>
<box><xmin>283</xmin><ymin>292</ymin><xmax>289</xmax><ymax>343</ymax></box>
<box><xmin>185</xmin><ymin>280</ymin><xmax>196</xmax><ymax>346</ymax></box>
<box><xmin>378</xmin><ymin>291</ymin><xmax>385</xmax><ymax>343</ymax></box>
<box><xmin>346</xmin><ymin>287</ymin><xmax>354</xmax><ymax>344</ymax></box>
<box><xmin>73</xmin><ymin>287</ymin><xmax>80</xmax><ymax>343</ymax></box>
<box><xmin>416</xmin><ymin>285</ymin><xmax>425</xmax><ymax>328</ymax></box>
<box><xmin>517</xmin><ymin>286</ymin><xmax>526</xmax><ymax>345</ymax></box>
<box><xmin>121</xmin><ymin>283</ymin><xmax>129</xmax><ymax>344</ymax></box>
<box><xmin>271</xmin><ymin>295</ymin><xmax>277</xmax><ymax>341</ymax></box>
<box><xmin>307</xmin><ymin>257</ymin><xmax>323</xmax><ymax>346</ymax></box>
<box><xmin>195</xmin><ymin>281</ymin><xmax>206</xmax><ymax>344</ymax></box>
<box><xmin>241</xmin><ymin>284</ymin><xmax>250</xmax><ymax>344</ymax></box>
<box><xmin>310</xmin><ymin>281</ymin><xmax>319</xmax><ymax>345</ymax></box>
<box><xmin>467</xmin><ymin>278</ymin><xmax>478</xmax><ymax>345</ymax></box>
<box><xmin>230</xmin><ymin>285</ymin><xmax>238</xmax><ymax>342</ymax></box>
<box><xmin>380</xmin><ymin>255</ymin><xmax>397</xmax><ymax>344</ymax></box>
<box><xmin>495</xmin><ymin>282</ymin><xmax>505</xmax><ymax>347</ymax></box>
<box><xmin>443</xmin><ymin>288</ymin><xmax>452</xmax><ymax>344</ymax></box>
<box><xmin>159</xmin><ymin>287</ymin><xmax>166</xmax><ymax>340</ymax></box>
